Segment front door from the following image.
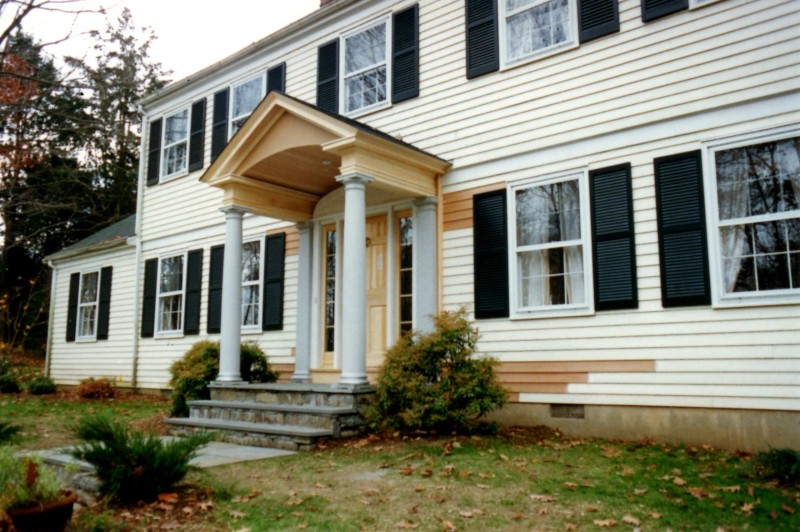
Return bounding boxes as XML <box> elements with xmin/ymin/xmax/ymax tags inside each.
<box><xmin>365</xmin><ymin>214</ymin><xmax>388</xmax><ymax>367</ymax></box>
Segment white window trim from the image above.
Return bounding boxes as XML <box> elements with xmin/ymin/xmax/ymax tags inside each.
<box><xmin>241</xmin><ymin>236</ymin><xmax>265</xmax><ymax>334</ymax></box>
<box><xmin>339</xmin><ymin>16</ymin><xmax>392</xmax><ymax>118</ymax></box>
<box><xmin>156</xmin><ymin>251</ymin><xmax>187</xmax><ymax>337</ymax></box>
<box><xmin>689</xmin><ymin>0</ymin><xmax>724</xmax><ymax>9</ymax></box>
<box><xmin>229</xmin><ymin>74</ymin><xmax>266</xmax><ymax>140</ymax></box>
<box><xmin>499</xmin><ymin>0</ymin><xmax>579</xmax><ymax>71</ymax></box>
<box><xmin>76</xmin><ymin>269</ymin><xmax>100</xmax><ymax>342</ymax></box>
<box><xmin>508</xmin><ymin>169</ymin><xmax>594</xmax><ymax>319</ymax></box>
<box><xmin>703</xmin><ymin>124</ymin><xmax>800</xmax><ymax>308</ymax></box>
<box><xmin>160</xmin><ymin>106</ymin><xmax>190</xmax><ymax>181</ymax></box>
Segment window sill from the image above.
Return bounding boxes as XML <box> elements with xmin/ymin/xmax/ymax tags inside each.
<box><xmin>75</xmin><ymin>337</ymin><xmax>97</xmax><ymax>343</ymax></box>
<box><xmin>500</xmin><ymin>41</ymin><xmax>579</xmax><ymax>75</ymax></box>
<box><xmin>713</xmin><ymin>291</ymin><xmax>800</xmax><ymax>310</ymax></box>
<box><xmin>160</xmin><ymin>170</ymin><xmax>189</xmax><ymax>184</ymax></box>
<box><xmin>343</xmin><ymin>100</ymin><xmax>391</xmax><ymax>120</ymax></box>
<box><xmin>241</xmin><ymin>327</ymin><xmax>262</xmax><ymax>335</ymax></box>
<box><xmin>155</xmin><ymin>331</ymin><xmax>184</xmax><ymax>339</ymax></box>
<box><xmin>689</xmin><ymin>0</ymin><xmax>724</xmax><ymax>10</ymax></box>
<box><xmin>511</xmin><ymin>306</ymin><xmax>594</xmax><ymax>320</ymax></box>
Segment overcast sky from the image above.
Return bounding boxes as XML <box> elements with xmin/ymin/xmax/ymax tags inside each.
<box><xmin>10</xmin><ymin>0</ymin><xmax>320</xmax><ymax>81</ymax></box>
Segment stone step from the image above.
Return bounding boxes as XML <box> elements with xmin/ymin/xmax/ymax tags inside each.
<box><xmin>187</xmin><ymin>400</ymin><xmax>360</xmax><ymax>431</ymax></box>
<box><xmin>164</xmin><ymin>417</ymin><xmax>333</xmax><ymax>452</ymax></box>
<box><xmin>209</xmin><ymin>382</ymin><xmax>375</xmax><ymax>410</ymax></box>
<box><xmin>188</xmin><ymin>400</ymin><xmax>357</xmax><ymax>416</ymax></box>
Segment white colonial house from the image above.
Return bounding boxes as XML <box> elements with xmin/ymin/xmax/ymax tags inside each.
<box><xmin>45</xmin><ymin>0</ymin><xmax>799</xmax><ymax>450</ymax></box>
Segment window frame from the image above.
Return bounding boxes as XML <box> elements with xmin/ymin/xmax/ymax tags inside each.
<box><xmin>689</xmin><ymin>0</ymin><xmax>723</xmax><ymax>9</ymax></box>
<box><xmin>339</xmin><ymin>16</ymin><xmax>392</xmax><ymax>117</ymax></box>
<box><xmin>76</xmin><ymin>269</ymin><xmax>101</xmax><ymax>341</ymax></box>
<box><xmin>703</xmin><ymin>124</ymin><xmax>800</xmax><ymax>308</ymax></box>
<box><xmin>156</xmin><ymin>251</ymin><xmax>187</xmax><ymax>337</ymax></box>
<box><xmin>229</xmin><ymin>73</ymin><xmax>266</xmax><ymax>139</ymax></box>
<box><xmin>241</xmin><ymin>236</ymin><xmax>265</xmax><ymax>333</ymax></box>
<box><xmin>508</xmin><ymin>169</ymin><xmax>594</xmax><ymax>318</ymax></box>
<box><xmin>499</xmin><ymin>0</ymin><xmax>579</xmax><ymax>69</ymax></box>
<box><xmin>160</xmin><ymin>106</ymin><xmax>191</xmax><ymax>180</ymax></box>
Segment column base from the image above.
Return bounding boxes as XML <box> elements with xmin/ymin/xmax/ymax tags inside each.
<box><xmin>332</xmin><ymin>381</ymin><xmax>373</xmax><ymax>392</ymax></box>
<box><xmin>212</xmin><ymin>378</ymin><xmax>246</xmax><ymax>386</ymax></box>
<box><xmin>290</xmin><ymin>372</ymin><xmax>311</xmax><ymax>384</ymax></box>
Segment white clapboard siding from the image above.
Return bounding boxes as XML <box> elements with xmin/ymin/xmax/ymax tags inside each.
<box><xmin>519</xmin><ymin>393</ymin><xmax>799</xmax><ymax>412</ymax></box>
<box><xmin>49</xmin><ymin>247</ymin><xmax>137</xmax><ymax>386</ymax></box>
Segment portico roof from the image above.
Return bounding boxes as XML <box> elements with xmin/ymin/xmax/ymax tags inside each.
<box><xmin>200</xmin><ymin>92</ymin><xmax>451</xmax><ymax>221</ymax></box>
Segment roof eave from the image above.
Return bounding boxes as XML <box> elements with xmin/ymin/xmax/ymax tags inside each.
<box><xmin>45</xmin><ymin>237</ymin><xmax>134</xmax><ymax>265</ymax></box>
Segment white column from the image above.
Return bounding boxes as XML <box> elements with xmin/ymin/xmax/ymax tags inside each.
<box><xmin>413</xmin><ymin>196</ymin><xmax>439</xmax><ymax>334</ymax></box>
<box><xmin>336</xmin><ymin>173</ymin><xmax>373</xmax><ymax>388</ymax></box>
<box><xmin>292</xmin><ymin>222</ymin><xmax>314</xmax><ymax>383</ymax></box>
<box><xmin>217</xmin><ymin>206</ymin><xmax>247</xmax><ymax>383</ymax></box>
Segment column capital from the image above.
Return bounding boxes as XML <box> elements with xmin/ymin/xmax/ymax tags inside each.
<box><xmin>219</xmin><ymin>205</ymin><xmax>250</xmax><ymax>216</ymax></box>
<box><xmin>413</xmin><ymin>196</ymin><xmax>439</xmax><ymax>209</ymax></box>
<box><xmin>295</xmin><ymin>221</ymin><xmax>313</xmax><ymax>232</ymax></box>
<box><xmin>336</xmin><ymin>172</ymin><xmax>375</xmax><ymax>187</ymax></box>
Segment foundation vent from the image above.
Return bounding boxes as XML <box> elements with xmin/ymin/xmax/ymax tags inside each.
<box><xmin>550</xmin><ymin>404</ymin><xmax>585</xmax><ymax>419</ymax></box>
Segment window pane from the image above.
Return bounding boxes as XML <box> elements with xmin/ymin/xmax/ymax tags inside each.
<box><xmin>400</xmin><ymin>270</ymin><xmax>413</xmax><ymax>294</ymax></box>
<box><xmin>160</xmin><ymin>256</ymin><xmax>183</xmax><ymax>293</ymax></box>
<box><xmin>233</xmin><ymin>77</ymin><xmax>263</xmax><ymax>120</ymax></box>
<box><xmin>756</xmin><ymin>253</ymin><xmax>790</xmax><ymax>291</ymax></box>
<box><xmin>159</xmin><ymin>294</ymin><xmax>182</xmax><ymax>331</ymax></box>
<box><xmin>242</xmin><ymin>241</ymin><xmax>261</xmax><ymax>282</ymax></box>
<box><xmin>516</xmin><ymin>179</ymin><xmax>581</xmax><ymax>246</ymax></box>
<box><xmin>507</xmin><ymin>0</ymin><xmax>571</xmax><ymax>62</ymax></box>
<box><xmin>345</xmin><ymin>24</ymin><xmax>386</xmax><ymax>74</ymax></box>
<box><xmin>242</xmin><ymin>286</ymin><xmax>260</xmax><ymax>326</ymax></box>
<box><xmin>164</xmin><ymin>110</ymin><xmax>188</xmax><ymax>144</ymax></box>
<box><xmin>79</xmin><ymin>306</ymin><xmax>96</xmax><ymax>337</ymax></box>
<box><xmin>518</xmin><ymin>245</ymin><xmax>584</xmax><ymax>307</ymax></box>
<box><xmin>507</xmin><ymin>0</ymin><xmax>537</xmax><ymax>11</ymax></box>
<box><xmin>345</xmin><ymin>66</ymin><xmax>387</xmax><ymax>113</ymax></box>
<box><xmin>164</xmin><ymin>143</ymin><xmax>187</xmax><ymax>176</ymax></box>
<box><xmin>80</xmin><ymin>272</ymin><xmax>99</xmax><ymax>303</ymax></box>
<box><xmin>399</xmin><ymin>217</ymin><xmax>413</xmax><ymax>245</ymax></box>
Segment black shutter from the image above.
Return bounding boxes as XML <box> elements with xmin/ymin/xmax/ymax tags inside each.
<box><xmin>267</xmin><ymin>62</ymin><xmax>286</xmax><ymax>93</ymax></box>
<box><xmin>66</xmin><ymin>273</ymin><xmax>79</xmax><ymax>342</ymax></box>
<box><xmin>146</xmin><ymin>118</ymin><xmax>162</xmax><ymax>186</ymax></box>
<box><xmin>392</xmin><ymin>4</ymin><xmax>419</xmax><ymax>103</ymax></box>
<box><xmin>184</xmin><ymin>249</ymin><xmax>203</xmax><ymax>335</ymax></box>
<box><xmin>141</xmin><ymin>258</ymin><xmax>158</xmax><ymax>338</ymax></box>
<box><xmin>188</xmin><ymin>98</ymin><xmax>206</xmax><ymax>172</ymax></box>
<box><xmin>465</xmin><ymin>0</ymin><xmax>499</xmax><ymax>79</ymax></box>
<box><xmin>654</xmin><ymin>150</ymin><xmax>711</xmax><ymax>307</ymax></box>
<box><xmin>97</xmin><ymin>267</ymin><xmax>113</xmax><ymax>340</ymax></box>
<box><xmin>263</xmin><ymin>233</ymin><xmax>286</xmax><ymax>331</ymax></box>
<box><xmin>473</xmin><ymin>189</ymin><xmax>509</xmax><ymax>318</ymax></box>
<box><xmin>211</xmin><ymin>88</ymin><xmax>230</xmax><ymax>160</ymax></box>
<box><xmin>207</xmin><ymin>245</ymin><xmax>224</xmax><ymax>334</ymax></box>
<box><xmin>317</xmin><ymin>40</ymin><xmax>339</xmax><ymax>113</ymax></box>
<box><xmin>590</xmin><ymin>164</ymin><xmax>638</xmax><ymax>311</ymax></box>
<box><xmin>641</xmin><ymin>0</ymin><xmax>688</xmax><ymax>22</ymax></box>
<box><xmin>579</xmin><ymin>0</ymin><xmax>620</xmax><ymax>43</ymax></box>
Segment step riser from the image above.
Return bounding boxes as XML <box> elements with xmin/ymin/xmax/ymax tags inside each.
<box><xmin>210</xmin><ymin>389</ymin><xmax>373</xmax><ymax>410</ymax></box>
<box><xmin>170</xmin><ymin>425</ymin><xmax>317</xmax><ymax>452</ymax></box>
<box><xmin>189</xmin><ymin>406</ymin><xmax>343</xmax><ymax>431</ymax></box>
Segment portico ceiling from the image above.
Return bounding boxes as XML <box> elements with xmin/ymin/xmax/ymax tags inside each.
<box><xmin>200</xmin><ymin>92</ymin><xmax>451</xmax><ymax>221</ymax></box>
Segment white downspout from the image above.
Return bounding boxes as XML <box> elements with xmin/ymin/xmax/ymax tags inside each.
<box><xmin>130</xmin><ymin>106</ymin><xmax>148</xmax><ymax>390</ymax></box>
<box><xmin>44</xmin><ymin>260</ymin><xmax>57</xmax><ymax>378</ymax></box>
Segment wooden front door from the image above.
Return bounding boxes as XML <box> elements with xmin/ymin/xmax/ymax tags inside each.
<box><xmin>366</xmin><ymin>214</ymin><xmax>388</xmax><ymax>367</ymax></box>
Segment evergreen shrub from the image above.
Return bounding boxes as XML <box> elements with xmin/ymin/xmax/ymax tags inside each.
<box><xmin>27</xmin><ymin>376</ymin><xmax>56</xmax><ymax>395</ymax></box>
<box><xmin>367</xmin><ymin>308</ymin><xmax>507</xmax><ymax>434</ymax></box>
<box><xmin>0</xmin><ymin>375</ymin><xmax>20</xmax><ymax>394</ymax></box>
<box><xmin>753</xmin><ymin>448</ymin><xmax>800</xmax><ymax>486</ymax></box>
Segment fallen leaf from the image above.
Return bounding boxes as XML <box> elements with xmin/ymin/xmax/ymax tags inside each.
<box><xmin>314</xmin><ymin>482</ymin><xmax>329</xmax><ymax>489</ymax></box>
<box><xmin>633</xmin><ymin>488</ymin><xmax>648</xmax><ymax>496</ymax></box>
<box><xmin>689</xmin><ymin>487</ymin><xmax>710</xmax><ymax>500</ymax></box>
<box><xmin>459</xmin><ymin>510</ymin><xmax>474</xmax><ymax>518</ymax></box>
<box><xmin>646</xmin><ymin>512</ymin><xmax>662</xmax><ymax>519</ymax></box>
<box><xmin>747</xmin><ymin>486</ymin><xmax>755</xmax><ymax>497</ymax></box>
<box><xmin>537</xmin><ymin>508</ymin><xmax>548</xmax><ymax>516</ymax></box>
<box><xmin>477</xmin><ymin>484</ymin><xmax>490</xmax><ymax>489</ymax></box>
<box><xmin>741</xmin><ymin>503</ymin><xmax>755</xmax><ymax>515</ymax></box>
<box><xmin>229</xmin><ymin>510</ymin><xmax>246</xmax><ymax>519</ymax></box>
<box><xmin>673</xmin><ymin>477</ymin><xmax>687</xmax><ymax>486</ymax></box>
<box><xmin>622</xmin><ymin>515</ymin><xmax>640</xmax><ymax>526</ymax></box>
<box><xmin>564</xmin><ymin>482</ymin><xmax>577</xmax><ymax>491</ymax></box>
<box><xmin>420</xmin><ymin>469</ymin><xmax>433</xmax><ymax>478</ymax></box>
<box><xmin>529</xmin><ymin>494</ymin><xmax>556</xmax><ymax>502</ymax></box>
<box><xmin>394</xmin><ymin>521</ymin><xmax>419</xmax><ymax>529</ymax></box>
<box><xmin>718</xmin><ymin>486</ymin><xmax>741</xmax><ymax>493</ymax></box>
<box><xmin>415</xmin><ymin>487</ymin><xmax>425</xmax><ymax>492</ymax></box>
<box><xmin>182</xmin><ymin>507</ymin><xmax>194</xmax><ymax>516</ymax></box>
<box><xmin>499</xmin><ymin>454</ymin><xmax>509</xmax><ymax>461</ymax></box>
<box><xmin>286</xmin><ymin>497</ymin><xmax>304</xmax><ymax>506</ymax></box>
<box><xmin>593</xmin><ymin>518</ymin><xmax>617</xmax><ymax>527</ymax></box>
<box><xmin>158</xmin><ymin>493</ymin><xmax>179</xmax><ymax>503</ymax></box>
<box><xmin>398</xmin><ymin>466</ymin><xmax>414</xmax><ymax>476</ymax></box>
<box><xmin>292</xmin><ymin>512</ymin><xmax>304</xmax><ymax>518</ymax></box>
<box><xmin>440</xmin><ymin>519</ymin><xmax>457</xmax><ymax>531</ymax></box>
<box><xmin>782</xmin><ymin>504</ymin><xmax>795</xmax><ymax>515</ymax></box>
<box><xmin>563</xmin><ymin>524</ymin><xmax>578</xmax><ymax>531</ymax></box>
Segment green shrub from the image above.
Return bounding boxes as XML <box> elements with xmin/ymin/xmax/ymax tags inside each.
<box><xmin>0</xmin><ymin>421</ymin><xmax>20</xmax><ymax>445</ymax></box>
<box><xmin>0</xmin><ymin>447</ymin><xmax>63</xmax><ymax>511</ymax></box>
<box><xmin>169</xmin><ymin>341</ymin><xmax>279</xmax><ymax>417</ymax></box>
<box><xmin>76</xmin><ymin>377</ymin><xmax>116</xmax><ymax>399</ymax></box>
<box><xmin>0</xmin><ymin>374</ymin><xmax>20</xmax><ymax>394</ymax></box>
<box><xmin>27</xmin><ymin>376</ymin><xmax>56</xmax><ymax>395</ymax></box>
<box><xmin>753</xmin><ymin>448</ymin><xmax>800</xmax><ymax>486</ymax></box>
<box><xmin>71</xmin><ymin>413</ymin><xmax>210</xmax><ymax>503</ymax></box>
<box><xmin>367</xmin><ymin>308</ymin><xmax>508</xmax><ymax>434</ymax></box>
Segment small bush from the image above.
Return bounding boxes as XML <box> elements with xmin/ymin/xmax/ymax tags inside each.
<box><xmin>27</xmin><ymin>376</ymin><xmax>56</xmax><ymax>395</ymax></box>
<box><xmin>71</xmin><ymin>413</ymin><xmax>210</xmax><ymax>503</ymax></box>
<box><xmin>367</xmin><ymin>308</ymin><xmax>508</xmax><ymax>434</ymax></box>
<box><xmin>753</xmin><ymin>448</ymin><xmax>800</xmax><ymax>486</ymax></box>
<box><xmin>169</xmin><ymin>341</ymin><xmax>279</xmax><ymax>417</ymax></box>
<box><xmin>0</xmin><ymin>374</ymin><xmax>20</xmax><ymax>394</ymax></box>
<box><xmin>76</xmin><ymin>377</ymin><xmax>116</xmax><ymax>399</ymax></box>
<box><xmin>0</xmin><ymin>421</ymin><xmax>20</xmax><ymax>445</ymax></box>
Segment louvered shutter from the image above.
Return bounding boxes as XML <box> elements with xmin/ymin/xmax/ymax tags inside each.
<box><xmin>97</xmin><ymin>267</ymin><xmax>113</xmax><ymax>340</ymax></box>
<box><xmin>207</xmin><ymin>245</ymin><xmax>224</xmax><ymax>334</ymax></box>
<box><xmin>141</xmin><ymin>259</ymin><xmax>158</xmax><ymax>338</ymax></box>
<box><xmin>66</xmin><ymin>273</ymin><xmax>79</xmax><ymax>342</ymax></box>
<box><xmin>473</xmin><ymin>189</ymin><xmax>509</xmax><ymax>319</ymax></box>
<box><xmin>317</xmin><ymin>40</ymin><xmax>339</xmax><ymax>113</ymax></box>
<box><xmin>211</xmin><ymin>88</ymin><xmax>230</xmax><ymax>160</ymax></box>
<box><xmin>579</xmin><ymin>0</ymin><xmax>619</xmax><ymax>43</ymax></box>
<box><xmin>263</xmin><ymin>233</ymin><xmax>286</xmax><ymax>331</ymax></box>
<box><xmin>146</xmin><ymin>119</ymin><xmax>162</xmax><ymax>186</ymax></box>
<box><xmin>590</xmin><ymin>164</ymin><xmax>638</xmax><ymax>310</ymax></box>
<box><xmin>267</xmin><ymin>62</ymin><xmax>286</xmax><ymax>93</ymax></box>
<box><xmin>392</xmin><ymin>4</ymin><xmax>419</xmax><ymax>103</ymax></box>
<box><xmin>654</xmin><ymin>150</ymin><xmax>711</xmax><ymax>307</ymax></box>
<box><xmin>184</xmin><ymin>249</ymin><xmax>203</xmax><ymax>335</ymax></box>
<box><xmin>641</xmin><ymin>0</ymin><xmax>688</xmax><ymax>22</ymax></box>
<box><xmin>465</xmin><ymin>0</ymin><xmax>499</xmax><ymax>79</ymax></box>
<box><xmin>188</xmin><ymin>98</ymin><xmax>206</xmax><ymax>172</ymax></box>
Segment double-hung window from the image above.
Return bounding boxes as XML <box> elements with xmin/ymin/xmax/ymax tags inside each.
<box><xmin>157</xmin><ymin>254</ymin><xmax>185</xmax><ymax>334</ymax></box>
<box><xmin>162</xmin><ymin>108</ymin><xmax>189</xmax><ymax>178</ymax></box>
<box><xmin>501</xmin><ymin>0</ymin><xmax>577</xmax><ymax>66</ymax></box>
<box><xmin>242</xmin><ymin>239</ymin><xmax>262</xmax><ymax>329</ymax></box>
<box><xmin>342</xmin><ymin>18</ymin><xmax>390</xmax><ymax>115</ymax></box>
<box><xmin>708</xmin><ymin>131</ymin><xmax>800</xmax><ymax>304</ymax></box>
<box><xmin>510</xmin><ymin>171</ymin><xmax>592</xmax><ymax>315</ymax></box>
<box><xmin>77</xmin><ymin>271</ymin><xmax>99</xmax><ymax>340</ymax></box>
<box><xmin>230</xmin><ymin>75</ymin><xmax>264</xmax><ymax>137</ymax></box>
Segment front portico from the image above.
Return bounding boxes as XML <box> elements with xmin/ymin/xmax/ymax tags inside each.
<box><xmin>201</xmin><ymin>92</ymin><xmax>450</xmax><ymax>389</ymax></box>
